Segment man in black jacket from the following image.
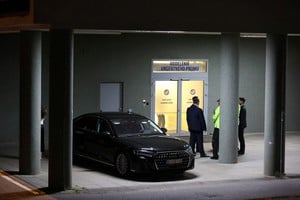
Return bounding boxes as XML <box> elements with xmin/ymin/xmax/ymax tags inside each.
<box><xmin>238</xmin><ymin>97</ymin><xmax>247</xmax><ymax>155</ymax></box>
<box><xmin>186</xmin><ymin>96</ymin><xmax>208</xmax><ymax>157</ymax></box>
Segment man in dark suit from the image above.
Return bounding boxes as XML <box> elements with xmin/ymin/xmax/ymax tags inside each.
<box><xmin>186</xmin><ymin>96</ymin><xmax>208</xmax><ymax>157</ymax></box>
<box><xmin>238</xmin><ymin>97</ymin><xmax>247</xmax><ymax>155</ymax></box>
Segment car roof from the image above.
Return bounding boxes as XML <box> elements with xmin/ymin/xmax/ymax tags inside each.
<box><xmin>75</xmin><ymin>112</ymin><xmax>146</xmax><ymax>120</ymax></box>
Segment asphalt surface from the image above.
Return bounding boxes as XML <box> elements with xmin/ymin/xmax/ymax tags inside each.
<box><xmin>1</xmin><ymin>132</ymin><xmax>300</xmax><ymax>200</ymax></box>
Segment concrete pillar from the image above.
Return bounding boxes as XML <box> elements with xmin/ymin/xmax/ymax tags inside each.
<box><xmin>48</xmin><ymin>29</ymin><xmax>73</xmax><ymax>190</ymax></box>
<box><xmin>19</xmin><ymin>31</ymin><xmax>42</xmax><ymax>175</ymax></box>
<box><xmin>219</xmin><ymin>33</ymin><xmax>240</xmax><ymax>164</ymax></box>
<box><xmin>264</xmin><ymin>33</ymin><xmax>286</xmax><ymax>177</ymax></box>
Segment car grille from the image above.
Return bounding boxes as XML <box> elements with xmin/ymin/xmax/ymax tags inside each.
<box><xmin>154</xmin><ymin>151</ymin><xmax>191</xmax><ymax>170</ymax></box>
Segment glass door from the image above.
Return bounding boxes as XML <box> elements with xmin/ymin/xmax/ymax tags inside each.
<box><xmin>154</xmin><ymin>81</ymin><xmax>178</xmax><ymax>134</ymax></box>
<box><xmin>181</xmin><ymin>80</ymin><xmax>205</xmax><ymax>135</ymax></box>
<box><xmin>154</xmin><ymin>80</ymin><xmax>205</xmax><ymax>136</ymax></box>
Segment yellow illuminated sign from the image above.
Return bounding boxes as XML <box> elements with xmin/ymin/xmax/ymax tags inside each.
<box><xmin>152</xmin><ymin>60</ymin><xmax>207</xmax><ymax>73</ymax></box>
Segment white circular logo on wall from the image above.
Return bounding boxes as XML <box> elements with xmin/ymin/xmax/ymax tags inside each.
<box><xmin>190</xmin><ymin>89</ymin><xmax>196</xmax><ymax>95</ymax></box>
<box><xmin>164</xmin><ymin>89</ymin><xmax>169</xmax><ymax>95</ymax></box>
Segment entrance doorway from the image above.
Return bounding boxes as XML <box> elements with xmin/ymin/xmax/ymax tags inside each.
<box><xmin>151</xmin><ymin>59</ymin><xmax>208</xmax><ymax>136</ymax></box>
<box><xmin>99</xmin><ymin>82</ymin><xmax>123</xmax><ymax>112</ymax></box>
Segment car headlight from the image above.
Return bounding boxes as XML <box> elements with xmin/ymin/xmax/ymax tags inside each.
<box><xmin>133</xmin><ymin>148</ymin><xmax>155</xmax><ymax>158</ymax></box>
<box><xmin>185</xmin><ymin>145</ymin><xmax>194</xmax><ymax>155</ymax></box>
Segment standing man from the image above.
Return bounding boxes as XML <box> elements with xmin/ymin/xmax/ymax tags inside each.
<box><xmin>186</xmin><ymin>96</ymin><xmax>208</xmax><ymax>158</ymax></box>
<box><xmin>211</xmin><ymin>99</ymin><xmax>220</xmax><ymax>160</ymax></box>
<box><xmin>238</xmin><ymin>97</ymin><xmax>247</xmax><ymax>155</ymax></box>
<box><xmin>41</xmin><ymin>106</ymin><xmax>48</xmax><ymax>157</ymax></box>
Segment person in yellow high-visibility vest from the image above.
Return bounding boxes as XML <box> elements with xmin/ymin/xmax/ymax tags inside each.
<box><xmin>211</xmin><ymin>99</ymin><xmax>220</xmax><ymax>160</ymax></box>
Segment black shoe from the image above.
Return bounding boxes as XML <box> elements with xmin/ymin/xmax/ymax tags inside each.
<box><xmin>200</xmin><ymin>154</ymin><xmax>209</xmax><ymax>158</ymax></box>
<box><xmin>210</xmin><ymin>156</ymin><xmax>218</xmax><ymax>160</ymax></box>
<box><xmin>238</xmin><ymin>151</ymin><xmax>244</xmax><ymax>155</ymax></box>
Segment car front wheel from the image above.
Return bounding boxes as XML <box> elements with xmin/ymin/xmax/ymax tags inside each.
<box><xmin>115</xmin><ymin>152</ymin><xmax>130</xmax><ymax>176</ymax></box>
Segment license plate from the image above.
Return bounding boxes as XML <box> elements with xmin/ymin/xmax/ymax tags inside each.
<box><xmin>166</xmin><ymin>158</ymin><xmax>182</xmax><ymax>165</ymax></box>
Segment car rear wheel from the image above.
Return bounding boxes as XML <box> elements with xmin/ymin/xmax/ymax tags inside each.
<box><xmin>115</xmin><ymin>152</ymin><xmax>130</xmax><ymax>176</ymax></box>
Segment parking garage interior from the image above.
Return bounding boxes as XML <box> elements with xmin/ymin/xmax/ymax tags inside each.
<box><xmin>0</xmin><ymin>0</ymin><xmax>300</xmax><ymax>192</ymax></box>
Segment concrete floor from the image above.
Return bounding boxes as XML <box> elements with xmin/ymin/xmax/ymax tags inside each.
<box><xmin>1</xmin><ymin>132</ymin><xmax>300</xmax><ymax>199</ymax></box>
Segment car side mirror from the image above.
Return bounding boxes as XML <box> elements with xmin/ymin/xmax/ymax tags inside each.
<box><xmin>102</xmin><ymin>130</ymin><xmax>113</xmax><ymax>137</ymax></box>
<box><xmin>161</xmin><ymin>128</ymin><xmax>167</xmax><ymax>134</ymax></box>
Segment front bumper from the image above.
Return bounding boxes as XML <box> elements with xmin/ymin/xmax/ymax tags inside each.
<box><xmin>130</xmin><ymin>150</ymin><xmax>195</xmax><ymax>174</ymax></box>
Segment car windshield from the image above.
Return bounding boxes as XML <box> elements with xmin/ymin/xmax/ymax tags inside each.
<box><xmin>111</xmin><ymin>117</ymin><xmax>164</xmax><ymax>137</ymax></box>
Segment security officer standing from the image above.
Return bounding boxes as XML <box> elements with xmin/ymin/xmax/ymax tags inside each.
<box><xmin>211</xmin><ymin>99</ymin><xmax>220</xmax><ymax>160</ymax></box>
<box><xmin>238</xmin><ymin>97</ymin><xmax>247</xmax><ymax>155</ymax></box>
<box><xmin>186</xmin><ymin>96</ymin><xmax>209</xmax><ymax>158</ymax></box>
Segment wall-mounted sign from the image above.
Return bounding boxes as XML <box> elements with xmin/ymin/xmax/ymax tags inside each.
<box><xmin>152</xmin><ymin>60</ymin><xmax>207</xmax><ymax>73</ymax></box>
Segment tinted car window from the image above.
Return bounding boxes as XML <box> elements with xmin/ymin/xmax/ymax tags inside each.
<box><xmin>99</xmin><ymin>119</ymin><xmax>112</xmax><ymax>133</ymax></box>
<box><xmin>111</xmin><ymin>117</ymin><xmax>163</xmax><ymax>137</ymax></box>
<box><xmin>76</xmin><ymin>117</ymin><xmax>99</xmax><ymax>133</ymax></box>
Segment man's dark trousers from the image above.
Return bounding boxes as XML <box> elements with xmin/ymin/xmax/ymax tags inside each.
<box><xmin>212</xmin><ymin>128</ymin><xmax>219</xmax><ymax>158</ymax></box>
<box><xmin>238</xmin><ymin>125</ymin><xmax>245</xmax><ymax>154</ymax></box>
<box><xmin>189</xmin><ymin>131</ymin><xmax>205</xmax><ymax>156</ymax></box>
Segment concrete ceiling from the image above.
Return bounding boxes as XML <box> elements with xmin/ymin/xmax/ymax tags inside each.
<box><xmin>1</xmin><ymin>0</ymin><xmax>300</xmax><ymax>34</ymax></box>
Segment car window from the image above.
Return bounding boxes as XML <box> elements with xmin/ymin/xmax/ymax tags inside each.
<box><xmin>99</xmin><ymin>119</ymin><xmax>112</xmax><ymax>133</ymax></box>
<box><xmin>76</xmin><ymin>117</ymin><xmax>99</xmax><ymax>133</ymax></box>
<box><xmin>111</xmin><ymin>117</ymin><xmax>164</xmax><ymax>137</ymax></box>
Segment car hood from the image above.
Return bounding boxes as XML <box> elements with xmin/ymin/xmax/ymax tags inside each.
<box><xmin>118</xmin><ymin>135</ymin><xmax>189</xmax><ymax>151</ymax></box>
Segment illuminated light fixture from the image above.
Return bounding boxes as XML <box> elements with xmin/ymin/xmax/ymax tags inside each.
<box><xmin>240</xmin><ymin>33</ymin><xmax>266</xmax><ymax>38</ymax></box>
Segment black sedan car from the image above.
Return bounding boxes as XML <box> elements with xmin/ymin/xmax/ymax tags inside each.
<box><xmin>73</xmin><ymin>112</ymin><xmax>194</xmax><ymax>176</ymax></box>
